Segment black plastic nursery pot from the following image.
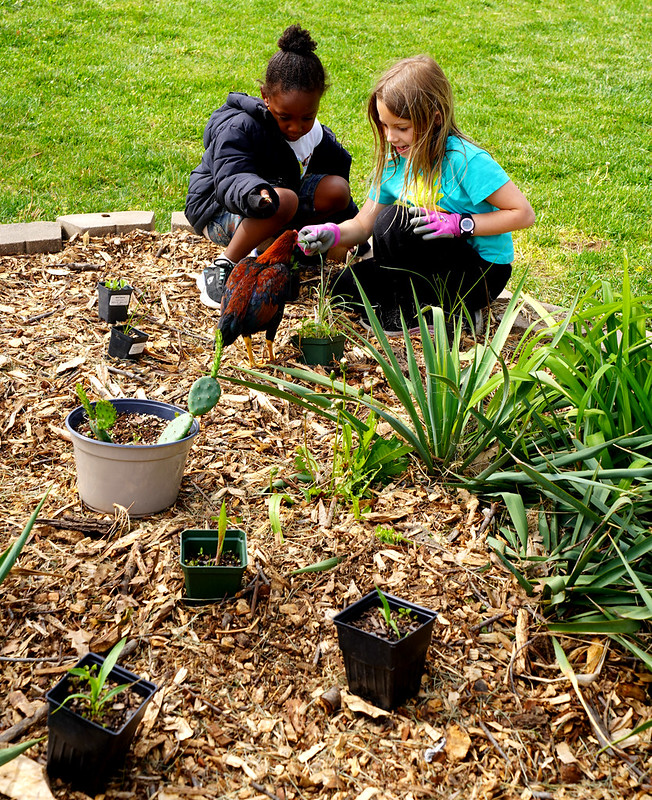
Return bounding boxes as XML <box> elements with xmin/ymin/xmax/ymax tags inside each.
<box><xmin>108</xmin><ymin>324</ymin><xmax>149</xmax><ymax>360</ymax></box>
<box><xmin>333</xmin><ymin>591</ymin><xmax>437</xmax><ymax>710</ymax></box>
<box><xmin>180</xmin><ymin>528</ymin><xmax>248</xmax><ymax>602</ymax></box>
<box><xmin>290</xmin><ymin>333</ymin><xmax>345</xmax><ymax>367</ymax></box>
<box><xmin>97</xmin><ymin>281</ymin><xmax>133</xmax><ymax>324</ymax></box>
<box><xmin>45</xmin><ymin>652</ymin><xmax>158</xmax><ymax>794</ymax></box>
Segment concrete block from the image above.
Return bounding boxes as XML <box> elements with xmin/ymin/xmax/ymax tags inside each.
<box><xmin>57</xmin><ymin>211</ymin><xmax>155</xmax><ymax>238</ymax></box>
<box><xmin>0</xmin><ymin>221</ymin><xmax>62</xmax><ymax>255</ymax></box>
<box><xmin>171</xmin><ymin>211</ymin><xmax>194</xmax><ymax>233</ymax></box>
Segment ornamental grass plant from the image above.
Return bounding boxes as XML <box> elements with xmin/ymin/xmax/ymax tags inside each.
<box><xmin>463</xmin><ymin>257</ymin><xmax>652</xmax><ymax>659</ymax></box>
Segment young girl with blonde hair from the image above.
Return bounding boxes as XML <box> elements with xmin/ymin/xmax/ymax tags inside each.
<box><xmin>299</xmin><ymin>55</ymin><xmax>535</xmax><ymax>333</ymax></box>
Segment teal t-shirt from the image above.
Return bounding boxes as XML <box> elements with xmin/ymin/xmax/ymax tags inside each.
<box><xmin>369</xmin><ymin>136</ymin><xmax>513</xmax><ymax>264</ymax></box>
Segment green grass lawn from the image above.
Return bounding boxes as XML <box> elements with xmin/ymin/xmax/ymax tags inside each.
<box><xmin>1</xmin><ymin>0</ymin><xmax>649</xmax><ymax>304</ymax></box>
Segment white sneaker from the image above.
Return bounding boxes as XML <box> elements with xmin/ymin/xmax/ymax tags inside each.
<box><xmin>196</xmin><ymin>257</ymin><xmax>233</xmax><ymax>309</ymax></box>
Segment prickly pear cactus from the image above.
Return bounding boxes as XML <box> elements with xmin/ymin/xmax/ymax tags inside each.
<box><xmin>75</xmin><ymin>383</ymin><xmax>116</xmax><ymax>442</ymax></box>
<box><xmin>94</xmin><ymin>399</ymin><xmax>117</xmax><ymax>430</ymax></box>
<box><xmin>211</xmin><ymin>329</ymin><xmax>223</xmax><ymax>379</ymax></box>
<box><xmin>157</xmin><ymin>412</ymin><xmax>194</xmax><ymax>444</ymax></box>
<box><xmin>155</xmin><ymin>329</ymin><xmax>224</xmax><ymax>443</ymax></box>
<box><xmin>188</xmin><ymin>376</ymin><xmax>222</xmax><ymax>416</ymax></box>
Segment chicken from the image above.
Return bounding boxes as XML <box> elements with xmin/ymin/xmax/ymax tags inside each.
<box><xmin>217</xmin><ymin>229</ymin><xmax>297</xmax><ymax>367</ymax></box>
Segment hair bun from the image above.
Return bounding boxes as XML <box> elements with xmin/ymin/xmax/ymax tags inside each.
<box><xmin>277</xmin><ymin>24</ymin><xmax>317</xmax><ymax>56</ymax></box>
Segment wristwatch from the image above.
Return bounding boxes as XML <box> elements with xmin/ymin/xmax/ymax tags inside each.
<box><xmin>459</xmin><ymin>214</ymin><xmax>475</xmax><ymax>238</ymax></box>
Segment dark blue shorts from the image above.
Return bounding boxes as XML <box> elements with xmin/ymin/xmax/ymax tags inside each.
<box><xmin>205</xmin><ymin>174</ymin><xmax>326</xmax><ymax>245</ymax></box>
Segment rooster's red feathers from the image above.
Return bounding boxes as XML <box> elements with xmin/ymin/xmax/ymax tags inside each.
<box><xmin>217</xmin><ymin>229</ymin><xmax>298</xmax><ymax>365</ymax></box>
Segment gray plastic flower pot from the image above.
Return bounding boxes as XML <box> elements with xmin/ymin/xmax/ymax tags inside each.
<box><xmin>65</xmin><ymin>398</ymin><xmax>200</xmax><ymax>516</ymax></box>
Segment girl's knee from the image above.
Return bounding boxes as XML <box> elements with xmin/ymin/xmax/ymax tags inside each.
<box><xmin>374</xmin><ymin>204</ymin><xmax>411</xmax><ymax>234</ymax></box>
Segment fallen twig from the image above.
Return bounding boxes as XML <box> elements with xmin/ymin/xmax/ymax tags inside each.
<box><xmin>51</xmin><ymin>262</ymin><xmax>103</xmax><ymax>272</ymax></box>
<box><xmin>0</xmin><ymin>703</ymin><xmax>48</xmax><ymax>743</ymax></box>
<box><xmin>478</xmin><ymin>719</ymin><xmax>511</xmax><ymax>767</ymax></box>
<box><xmin>107</xmin><ymin>365</ymin><xmax>150</xmax><ymax>383</ymax></box>
<box><xmin>250</xmin><ymin>782</ymin><xmax>284</xmax><ymax>800</ymax></box>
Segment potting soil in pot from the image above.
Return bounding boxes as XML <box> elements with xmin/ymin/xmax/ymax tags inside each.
<box><xmin>183</xmin><ymin>549</ymin><xmax>241</xmax><ymax>567</ymax></box>
<box><xmin>76</xmin><ymin>411</ymin><xmax>168</xmax><ymax>445</ymax></box>
<box><xmin>347</xmin><ymin>605</ymin><xmax>423</xmax><ymax>642</ymax></box>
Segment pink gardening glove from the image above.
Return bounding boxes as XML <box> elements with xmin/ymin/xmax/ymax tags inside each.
<box><xmin>408</xmin><ymin>207</ymin><xmax>462</xmax><ymax>239</ymax></box>
<box><xmin>297</xmin><ymin>222</ymin><xmax>341</xmax><ymax>254</ymax></box>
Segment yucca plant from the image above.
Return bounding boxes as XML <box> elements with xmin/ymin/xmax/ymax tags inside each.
<box><xmin>220</xmin><ymin>274</ymin><xmax>534</xmax><ymax>475</ymax></box>
<box><xmin>0</xmin><ymin>736</ymin><xmax>45</xmax><ymax>767</ymax></box>
<box><xmin>1</xmin><ymin>491</ymin><xmax>50</xmax><ymax>585</ymax></box>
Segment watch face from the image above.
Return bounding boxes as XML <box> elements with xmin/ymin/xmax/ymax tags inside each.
<box><xmin>461</xmin><ymin>217</ymin><xmax>474</xmax><ymax>234</ymax></box>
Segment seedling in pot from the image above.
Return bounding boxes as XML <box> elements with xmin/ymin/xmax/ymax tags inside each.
<box><xmin>75</xmin><ymin>383</ymin><xmax>116</xmax><ymax>442</ymax></box>
<box><xmin>375</xmin><ymin>586</ymin><xmax>417</xmax><ymax>639</ymax></box>
<box><xmin>55</xmin><ymin>637</ymin><xmax>130</xmax><ymax>723</ymax></box>
<box><xmin>214</xmin><ymin>500</ymin><xmax>228</xmax><ymax>566</ymax></box>
<box><xmin>120</xmin><ymin>305</ymin><xmax>143</xmax><ymax>337</ymax></box>
<box><xmin>104</xmin><ymin>278</ymin><xmax>129</xmax><ymax>290</ymax></box>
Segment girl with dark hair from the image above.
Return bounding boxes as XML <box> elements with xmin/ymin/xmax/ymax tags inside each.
<box><xmin>186</xmin><ymin>25</ymin><xmax>357</xmax><ymax>308</ymax></box>
<box><xmin>298</xmin><ymin>55</ymin><xmax>535</xmax><ymax>334</ymax></box>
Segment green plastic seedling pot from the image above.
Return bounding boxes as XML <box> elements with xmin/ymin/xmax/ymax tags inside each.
<box><xmin>290</xmin><ymin>333</ymin><xmax>345</xmax><ymax>366</ymax></box>
<box><xmin>333</xmin><ymin>590</ymin><xmax>437</xmax><ymax>710</ymax></box>
<box><xmin>180</xmin><ymin>528</ymin><xmax>248</xmax><ymax>601</ymax></box>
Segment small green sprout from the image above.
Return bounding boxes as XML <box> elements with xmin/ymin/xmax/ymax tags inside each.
<box><xmin>215</xmin><ymin>499</ymin><xmax>228</xmax><ymax>566</ymax></box>
<box><xmin>374</xmin><ymin>525</ymin><xmax>410</xmax><ymax>545</ymax></box>
<box><xmin>104</xmin><ymin>278</ymin><xmax>129</xmax><ymax>290</ymax></box>
<box><xmin>375</xmin><ymin>585</ymin><xmax>401</xmax><ymax>639</ymax></box>
<box><xmin>58</xmin><ymin>637</ymin><xmax>130</xmax><ymax>721</ymax></box>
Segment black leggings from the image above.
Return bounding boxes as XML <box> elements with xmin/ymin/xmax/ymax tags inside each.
<box><xmin>334</xmin><ymin>205</ymin><xmax>511</xmax><ymax>318</ymax></box>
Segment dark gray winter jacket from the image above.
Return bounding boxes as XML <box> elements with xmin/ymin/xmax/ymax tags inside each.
<box><xmin>185</xmin><ymin>92</ymin><xmax>354</xmax><ymax>235</ymax></box>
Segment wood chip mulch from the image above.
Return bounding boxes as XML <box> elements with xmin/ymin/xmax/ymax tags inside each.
<box><xmin>1</xmin><ymin>230</ymin><xmax>652</xmax><ymax>800</ymax></box>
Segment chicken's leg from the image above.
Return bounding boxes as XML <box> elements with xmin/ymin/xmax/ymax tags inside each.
<box><xmin>265</xmin><ymin>339</ymin><xmax>276</xmax><ymax>364</ymax></box>
<box><xmin>243</xmin><ymin>336</ymin><xmax>257</xmax><ymax>368</ymax></box>
<box><xmin>242</xmin><ymin>336</ymin><xmax>276</xmax><ymax>368</ymax></box>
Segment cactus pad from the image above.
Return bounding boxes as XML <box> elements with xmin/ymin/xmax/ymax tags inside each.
<box><xmin>188</xmin><ymin>376</ymin><xmax>221</xmax><ymax>416</ymax></box>
<box><xmin>157</xmin><ymin>412</ymin><xmax>194</xmax><ymax>444</ymax></box>
<box><xmin>94</xmin><ymin>399</ymin><xmax>117</xmax><ymax>429</ymax></box>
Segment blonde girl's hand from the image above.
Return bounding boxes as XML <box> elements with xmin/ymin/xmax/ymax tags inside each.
<box><xmin>297</xmin><ymin>222</ymin><xmax>341</xmax><ymax>254</ymax></box>
<box><xmin>408</xmin><ymin>207</ymin><xmax>463</xmax><ymax>239</ymax></box>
